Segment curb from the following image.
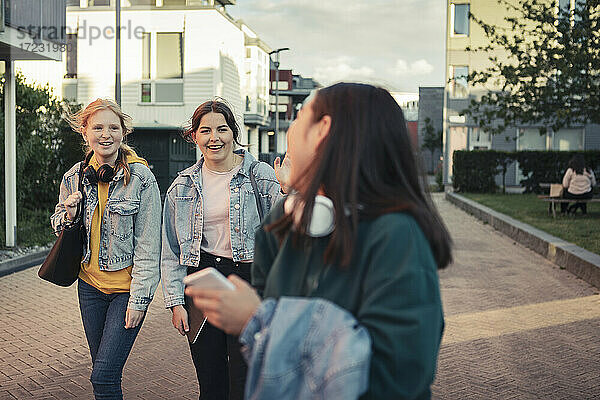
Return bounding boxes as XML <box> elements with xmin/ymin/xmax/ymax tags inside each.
<box><xmin>0</xmin><ymin>249</ymin><xmax>49</xmax><ymax>278</ymax></box>
<box><xmin>446</xmin><ymin>192</ymin><xmax>600</xmax><ymax>289</ymax></box>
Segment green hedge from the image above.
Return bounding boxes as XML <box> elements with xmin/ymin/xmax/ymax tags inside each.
<box><xmin>453</xmin><ymin>150</ymin><xmax>600</xmax><ymax>193</ymax></box>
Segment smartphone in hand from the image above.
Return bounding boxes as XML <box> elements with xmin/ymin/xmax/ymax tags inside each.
<box><xmin>183</xmin><ymin>267</ymin><xmax>235</xmax><ymax>291</ymax></box>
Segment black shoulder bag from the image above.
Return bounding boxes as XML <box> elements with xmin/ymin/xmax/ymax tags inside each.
<box><xmin>38</xmin><ymin>163</ymin><xmax>86</xmax><ymax>287</ymax></box>
<box><xmin>249</xmin><ymin>161</ymin><xmax>265</xmax><ymax>221</ymax></box>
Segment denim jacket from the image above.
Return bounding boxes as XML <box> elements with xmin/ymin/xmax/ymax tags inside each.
<box><xmin>51</xmin><ymin>161</ymin><xmax>162</xmax><ymax>311</ymax></box>
<box><xmin>240</xmin><ymin>297</ymin><xmax>372</xmax><ymax>400</ymax></box>
<box><xmin>160</xmin><ymin>149</ymin><xmax>282</xmax><ymax>308</ymax></box>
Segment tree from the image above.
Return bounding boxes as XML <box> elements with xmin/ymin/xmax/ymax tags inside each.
<box><xmin>421</xmin><ymin>117</ymin><xmax>443</xmax><ymax>172</ymax></box>
<box><xmin>0</xmin><ymin>73</ymin><xmax>82</xmax><ymax>219</ymax></box>
<box><xmin>462</xmin><ymin>0</ymin><xmax>600</xmax><ymax>135</ymax></box>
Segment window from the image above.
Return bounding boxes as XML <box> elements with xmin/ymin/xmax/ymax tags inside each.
<box><xmin>140</xmin><ymin>32</ymin><xmax>184</xmax><ymax>104</ymax></box>
<box><xmin>89</xmin><ymin>0</ymin><xmax>110</xmax><ymax>6</ymax></box>
<box><xmin>141</xmin><ymin>83</ymin><xmax>152</xmax><ymax>103</ymax></box>
<box><xmin>142</xmin><ymin>33</ymin><xmax>151</xmax><ymax>80</ymax></box>
<box><xmin>553</xmin><ymin>128</ymin><xmax>583</xmax><ymax>150</ymax></box>
<box><xmin>163</xmin><ymin>0</ymin><xmax>187</xmax><ymax>5</ymax></box>
<box><xmin>271</xmin><ymin>81</ymin><xmax>289</xmax><ymax>90</ymax></box>
<box><xmin>469</xmin><ymin>127</ymin><xmax>491</xmax><ymax>150</ymax></box>
<box><xmin>65</xmin><ymin>33</ymin><xmax>77</xmax><ymax>78</ymax></box>
<box><xmin>157</xmin><ymin>33</ymin><xmax>183</xmax><ymax>79</ymax></box>
<box><xmin>517</xmin><ymin>127</ymin><xmax>583</xmax><ymax>151</ymax></box>
<box><xmin>452</xmin><ymin>3</ymin><xmax>470</xmax><ymax>36</ymax></box>
<box><xmin>450</xmin><ymin>66</ymin><xmax>468</xmax><ymax>98</ymax></box>
<box><xmin>246</xmin><ymin>48</ymin><xmax>251</xmax><ymax>58</ymax></box>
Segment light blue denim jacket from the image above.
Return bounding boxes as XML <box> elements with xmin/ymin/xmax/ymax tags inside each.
<box><xmin>160</xmin><ymin>149</ymin><xmax>282</xmax><ymax>308</ymax></box>
<box><xmin>50</xmin><ymin>161</ymin><xmax>162</xmax><ymax>311</ymax></box>
<box><xmin>240</xmin><ymin>297</ymin><xmax>372</xmax><ymax>400</ymax></box>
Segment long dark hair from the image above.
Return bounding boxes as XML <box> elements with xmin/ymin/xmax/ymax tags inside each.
<box><xmin>182</xmin><ymin>99</ymin><xmax>243</xmax><ymax>146</ymax></box>
<box><xmin>268</xmin><ymin>83</ymin><xmax>452</xmax><ymax>269</ymax></box>
<box><xmin>568</xmin><ymin>154</ymin><xmax>586</xmax><ymax>175</ymax></box>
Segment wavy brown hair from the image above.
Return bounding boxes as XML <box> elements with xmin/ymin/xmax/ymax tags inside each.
<box><xmin>268</xmin><ymin>83</ymin><xmax>452</xmax><ymax>269</ymax></box>
<box><xmin>65</xmin><ymin>98</ymin><xmax>135</xmax><ymax>185</ymax></box>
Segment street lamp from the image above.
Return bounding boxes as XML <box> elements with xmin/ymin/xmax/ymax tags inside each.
<box><xmin>269</xmin><ymin>47</ymin><xmax>289</xmax><ymax>154</ymax></box>
<box><xmin>115</xmin><ymin>0</ymin><xmax>121</xmax><ymax>105</ymax></box>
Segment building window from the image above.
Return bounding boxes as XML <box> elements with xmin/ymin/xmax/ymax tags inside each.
<box><xmin>65</xmin><ymin>33</ymin><xmax>77</xmax><ymax>78</ymax></box>
<box><xmin>246</xmin><ymin>48</ymin><xmax>251</xmax><ymax>58</ymax></box>
<box><xmin>450</xmin><ymin>66</ymin><xmax>469</xmax><ymax>98</ymax></box>
<box><xmin>89</xmin><ymin>0</ymin><xmax>110</xmax><ymax>6</ymax></box>
<box><xmin>452</xmin><ymin>3</ymin><xmax>470</xmax><ymax>36</ymax></box>
<box><xmin>142</xmin><ymin>32</ymin><xmax>151</xmax><ymax>80</ymax></box>
<box><xmin>140</xmin><ymin>32</ymin><xmax>184</xmax><ymax>104</ymax></box>
<box><xmin>271</xmin><ymin>81</ymin><xmax>289</xmax><ymax>90</ymax></box>
<box><xmin>157</xmin><ymin>33</ymin><xmax>183</xmax><ymax>79</ymax></box>
<box><xmin>469</xmin><ymin>127</ymin><xmax>491</xmax><ymax>150</ymax></box>
<box><xmin>141</xmin><ymin>83</ymin><xmax>152</xmax><ymax>103</ymax></box>
<box><xmin>163</xmin><ymin>0</ymin><xmax>187</xmax><ymax>5</ymax></box>
<box><xmin>553</xmin><ymin>128</ymin><xmax>584</xmax><ymax>150</ymax></box>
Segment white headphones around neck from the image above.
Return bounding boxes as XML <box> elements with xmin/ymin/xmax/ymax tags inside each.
<box><xmin>284</xmin><ymin>194</ymin><xmax>336</xmax><ymax>237</ymax></box>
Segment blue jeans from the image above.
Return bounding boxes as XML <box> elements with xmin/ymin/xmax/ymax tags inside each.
<box><xmin>78</xmin><ymin>279</ymin><xmax>144</xmax><ymax>400</ymax></box>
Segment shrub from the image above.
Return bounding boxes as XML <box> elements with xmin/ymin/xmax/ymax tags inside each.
<box><xmin>453</xmin><ymin>150</ymin><xmax>600</xmax><ymax>193</ymax></box>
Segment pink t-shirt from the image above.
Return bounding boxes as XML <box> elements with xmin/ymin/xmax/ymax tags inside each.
<box><xmin>200</xmin><ymin>163</ymin><xmax>242</xmax><ymax>258</ymax></box>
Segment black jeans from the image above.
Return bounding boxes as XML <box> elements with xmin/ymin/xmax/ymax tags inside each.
<box><xmin>185</xmin><ymin>252</ymin><xmax>251</xmax><ymax>400</ymax></box>
<box><xmin>561</xmin><ymin>190</ymin><xmax>593</xmax><ymax>214</ymax></box>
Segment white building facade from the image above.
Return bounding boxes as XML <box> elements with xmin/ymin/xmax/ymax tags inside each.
<box><xmin>17</xmin><ymin>0</ymin><xmax>270</xmax><ymax>158</ymax></box>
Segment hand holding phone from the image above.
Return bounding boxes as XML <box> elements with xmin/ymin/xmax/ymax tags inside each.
<box><xmin>183</xmin><ymin>267</ymin><xmax>235</xmax><ymax>291</ymax></box>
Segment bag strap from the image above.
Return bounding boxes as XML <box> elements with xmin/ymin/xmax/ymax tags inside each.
<box><xmin>249</xmin><ymin>161</ymin><xmax>265</xmax><ymax>221</ymax></box>
<box><xmin>73</xmin><ymin>161</ymin><xmax>85</xmax><ymax>224</ymax></box>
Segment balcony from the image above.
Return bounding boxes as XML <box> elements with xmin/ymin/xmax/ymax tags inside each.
<box><xmin>4</xmin><ymin>0</ymin><xmax>66</xmax><ymax>43</ymax></box>
<box><xmin>0</xmin><ymin>0</ymin><xmax>66</xmax><ymax>60</ymax></box>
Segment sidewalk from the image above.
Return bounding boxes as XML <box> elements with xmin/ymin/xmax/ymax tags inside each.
<box><xmin>431</xmin><ymin>193</ymin><xmax>599</xmax><ymax>399</ymax></box>
<box><xmin>0</xmin><ymin>194</ymin><xmax>598</xmax><ymax>399</ymax></box>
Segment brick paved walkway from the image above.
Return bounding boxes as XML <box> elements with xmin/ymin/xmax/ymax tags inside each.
<box><xmin>0</xmin><ymin>194</ymin><xmax>598</xmax><ymax>399</ymax></box>
<box><xmin>431</xmin><ymin>194</ymin><xmax>600</xmax><ymax>399</ymax></box>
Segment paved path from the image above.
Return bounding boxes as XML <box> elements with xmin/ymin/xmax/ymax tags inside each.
<box><xmin>431</xmin><ymin>194</ymin><xmax>600</xmax><ymax>399</ymax></box>
<box><xmin>0</xmin><ymin>194</ymin><xmax>599</xmax><ymax>399</ymax></box>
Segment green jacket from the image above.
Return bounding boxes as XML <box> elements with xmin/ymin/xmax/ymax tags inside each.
<box><xmin>252</xmin><ymin>201</ymin><xmax>444</xmax><ymax>400</ymax></box>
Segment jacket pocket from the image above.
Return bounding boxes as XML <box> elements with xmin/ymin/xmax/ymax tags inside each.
<box><xmin>108</xmin><ymin>199</ymin><xmax>140</xmax><ymax>241</ymax></box>
<box><xmin>174</xmin><ymin>196</ymin><xmax>194</xmax><ymax>243</ymax></box>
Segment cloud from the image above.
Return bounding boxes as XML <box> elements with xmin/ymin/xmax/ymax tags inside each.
<box><xmin>313</xmin><ymin>57</ymin><xmax>375</xmax><ymax>84</ymax></box>
<box><xmin>392</xmin><ymin>59</ymin><xmax>435</xmax><ymax>76</ymax></box>
<box><xmin>228</xmin><ymin>0</ymin><xmax>446</xmax><ymax>91</ymax></box>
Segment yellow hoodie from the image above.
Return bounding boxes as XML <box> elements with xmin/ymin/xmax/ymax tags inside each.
<box><xmin>79</xmin><ymin>151</ymin><xmax>149</xmax><ymax>294</ymax></box>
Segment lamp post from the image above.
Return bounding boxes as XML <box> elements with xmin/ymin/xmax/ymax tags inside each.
<box><xmin>115</xmin><ymin>0</ymin><xmax>121</xmax><ymax>105</ymax></box>
<box><xmin>269</xmin><ymin>47</ymin><xmax>289</xmax><ymax>154</ymax></box>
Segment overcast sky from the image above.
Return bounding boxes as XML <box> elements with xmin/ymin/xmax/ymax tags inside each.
<box><xmin>228</xmin><ymin>0</ymin><xmax>447</xmax><ymax>93</ymax></box>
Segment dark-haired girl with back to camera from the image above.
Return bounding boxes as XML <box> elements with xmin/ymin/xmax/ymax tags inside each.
<box><xmin>186</xmin><ymin>83</ymin><xmax>453</xmax><ymax>399</ymax></box>
<box><xmin>50</xmin><ymin>99</ymin><xmax>161</xmax><ymax>399</ymax></box>
<box><xmin>561</xmin><ymin>154</ymin><xmax>596</xmax><ymax>215</ymax></box>
<box><xmin>160</xmin><ymin>100</ymin><xmax>288</xmax><ymax>400</ymax></box>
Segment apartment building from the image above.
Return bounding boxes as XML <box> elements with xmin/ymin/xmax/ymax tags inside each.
<box><xmin>266</xmin><ymin>68</ymin><xmax>320</xmax><ymax>158</ymax></box>
<box><xmin>16</xmin><ymin>0</ymin><xmax>273</xmax><ymax>193</ymax></box>
<box><xmin>444</xmin><ymin>0</ymin><xmax>600</xmax><ymax>185</ymax></box>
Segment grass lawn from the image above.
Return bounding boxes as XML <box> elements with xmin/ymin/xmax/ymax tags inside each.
<box><xmin>0</xmin><ymin>208</ymin><xmax>56</xmax><ymax>249</ymax></box>
<box><xmin>461</xmin><ymin>193</ymin><xmax>600</xmax><ymax>255</ymax></box>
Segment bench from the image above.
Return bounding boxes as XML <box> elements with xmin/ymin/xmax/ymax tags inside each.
<box><xmin>539</xmin><ymin>196</ymin><xmax>600</xmax><ymax>218</ymax></box>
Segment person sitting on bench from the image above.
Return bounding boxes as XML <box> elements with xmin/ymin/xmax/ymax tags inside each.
<box><xmin>561</xmin><ymin>154</ymin><xmax>596</xmax><ymax>215</ymax></box>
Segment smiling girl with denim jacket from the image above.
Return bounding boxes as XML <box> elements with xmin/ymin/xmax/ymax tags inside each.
<box><xmin>160</xmin><ymin>100</ymin><xmax>288</xmax><ymax>400</ymax></box>
<box><xmin>51</xmin><ymin>99</ymin><xmax>161</xmax><ymax>400</ymax></box>
<box><xmin>187</xmin><ymin>84</ymin><xmax>452</xmax><ymax>400</ymax></box>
